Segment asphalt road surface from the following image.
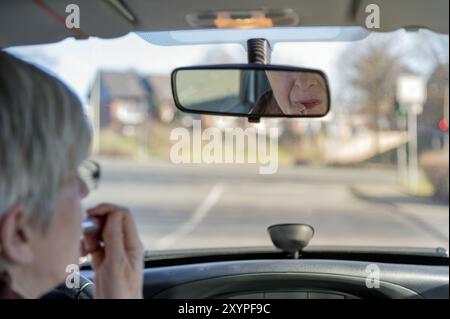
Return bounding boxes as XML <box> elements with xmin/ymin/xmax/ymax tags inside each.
<box><xmin>83</xmin><ymin>158</ymin><xmax>449</xmax><ymax>252</ymax></box>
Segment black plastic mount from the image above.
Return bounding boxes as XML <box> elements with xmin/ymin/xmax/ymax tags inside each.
<box><xmin>247</xmin><ymin>38</ymin><xmax>271</xmax><ymax>123</ymax></box>
<box><xmin>247</xmin><ymin>38</ymin><xmax>271</xmax><ymax>64</ymax></box>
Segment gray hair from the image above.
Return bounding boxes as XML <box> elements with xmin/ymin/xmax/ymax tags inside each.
<box><xmin>0</xmin><ymin>51</ymin><xmax>91</xmax><ymax>230</ymax></box>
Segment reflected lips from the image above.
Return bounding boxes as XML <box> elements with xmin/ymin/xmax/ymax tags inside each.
<box><xmin>301</xmin><ymin>99</ymin><xmax>322</xmax><ymax>109</ymax></box>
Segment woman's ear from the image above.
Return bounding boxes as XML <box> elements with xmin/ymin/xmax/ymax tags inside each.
<box><xmin>0</xmin><ymin>205</ymin><xmax>35</xmax><ymax>265</ymax></box>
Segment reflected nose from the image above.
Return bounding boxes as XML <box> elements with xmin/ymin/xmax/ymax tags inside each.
<box><xmin>290</xmin><ymin>78</ymin><xmax>318</xmax><ymax>103</ymax></box>
<box><xmin>293</xmin><ymin>78</ymin><xmax>318</xmax><ymax>90</ymax></box>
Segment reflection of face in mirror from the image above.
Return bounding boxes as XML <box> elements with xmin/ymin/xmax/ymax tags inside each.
<box><xmin>253</xmin><ymin>71</ymin><xmax>328</xmax><ymax>116</ymax></box>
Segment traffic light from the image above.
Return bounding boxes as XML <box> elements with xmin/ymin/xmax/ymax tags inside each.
<box><xmin>439</xmin><ymin>119</ymin><xmax>449</xmax><ymax>132</ymax></box>
<box><xmin>394</xmin><ymin>99</ymin><xmax>407</xmax><ymax>118</ymax></box>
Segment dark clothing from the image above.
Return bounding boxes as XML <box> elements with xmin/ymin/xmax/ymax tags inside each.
<box><xmin>0</xmin><ymin>271</ymin><xmax>22</xmax><ymax>299</ymax></box>
<box><xmin>250</xmin><ymin>90</ymin><xmax>285</xmax><ymax>116</ymax></box>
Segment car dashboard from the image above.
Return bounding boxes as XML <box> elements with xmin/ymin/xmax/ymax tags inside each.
<box><xmin>75</xmin><ymin>250</ymin><xmax>449</xmax><ymax>299</ymax></box>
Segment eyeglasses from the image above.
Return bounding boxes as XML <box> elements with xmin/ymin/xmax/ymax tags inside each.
<box><xmin>77</xmin><ymin>160</ymin><xmax>101</xmax><ymax>193</ymax></box>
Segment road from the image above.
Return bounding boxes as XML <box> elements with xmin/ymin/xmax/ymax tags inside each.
<box><xmin>83</xmin><ymin>158</ymin><xmax>449</xmax><ymax>252</ymax></box>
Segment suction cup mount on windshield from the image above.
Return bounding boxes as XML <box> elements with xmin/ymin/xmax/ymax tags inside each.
<box><xmin>268</xmin><ymin>223</ymin><xmax>315</xmax><ymax>259</ymax></box>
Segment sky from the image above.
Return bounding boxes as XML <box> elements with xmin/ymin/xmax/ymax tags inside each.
<box><xmin>5</xmin><ymin>29</ymin><xmax>448</xmax><ymax>106</ymax></box>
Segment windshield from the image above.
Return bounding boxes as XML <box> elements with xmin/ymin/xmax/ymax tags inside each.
<box><xmin>7</xmin><ymin>28</ymin><xmax>449</xmax><ymax>252</ymax></box>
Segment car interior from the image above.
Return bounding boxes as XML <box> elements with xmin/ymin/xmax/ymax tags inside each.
<box><xmin>1</xmin><ymin>0</ymin><xmax>449</xmax><ymax>299</ymax></box>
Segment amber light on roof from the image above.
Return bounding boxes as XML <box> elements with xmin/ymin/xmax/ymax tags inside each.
<box><xmin>214</xmin><ymin>17</ymin><xmax>274</xmax><ymax>29</ymax></box>
<box><xmin>186</xmin><ymin>9</ymin><xmax>299</xmax><ymax>29</ymax></box>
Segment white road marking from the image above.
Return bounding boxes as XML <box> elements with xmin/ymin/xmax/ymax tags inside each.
<box><xmin>155</xmin><ymin>183</ymin><xmax>225</xmax><ymax>249</ymax></box>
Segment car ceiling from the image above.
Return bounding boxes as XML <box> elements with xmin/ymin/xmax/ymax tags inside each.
<box><xmin>0</xmin><ymin>0</ymin><xmax>448</xmax><ymax>48</ymax></box>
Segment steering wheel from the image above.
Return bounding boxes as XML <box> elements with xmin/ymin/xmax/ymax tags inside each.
<box><xmin>41</xmin><ymin>274</ymin><xmax>95</xmax><ymax>299</ymax></box>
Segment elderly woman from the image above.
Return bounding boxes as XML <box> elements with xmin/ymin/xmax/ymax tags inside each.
<box><xmin>0</xmin><ymin>51</ymin><xmax>143</xmax><ymax>298</ymax></box>
<box><xmin>251</xmin><ymin>70</ymin><xmax>328</xmax><ymax>116</ymax></box>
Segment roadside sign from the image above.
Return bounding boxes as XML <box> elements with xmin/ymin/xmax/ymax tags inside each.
<box><xmin>396</xmin><ymin>74</ymin><xmax>427</xmax><ymax>194</ymax></box>
<box><xmin>397</xmin><ymin>75</ymin><xmax>427</xmax><ymax>114</ymax></box>
<box><xmin>410</xmin><ymin>103</ymin><xmax>423</xmax><ymax>115</ymax></box>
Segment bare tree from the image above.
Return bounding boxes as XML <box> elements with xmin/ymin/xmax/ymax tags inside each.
<box><xmin>342</xmin><ymin>38</ymin><xmax>404</xmax><ymax>132</ymax></box>
<box><xmin>420</xmin><ymin>64</ymin><xmax>449</xmax><ymax>134</ymax></box>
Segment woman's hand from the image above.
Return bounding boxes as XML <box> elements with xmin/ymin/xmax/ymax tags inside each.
<box><xmin>81</xmin><ymin>203</ymin><xmax>144</xmax><ymax>299</ymax></box>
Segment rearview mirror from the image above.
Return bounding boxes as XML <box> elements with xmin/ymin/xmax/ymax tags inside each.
<box><xmin>171</xmin><ymin>64</ymin><xmax>330</xmax><ymax>120</ymax></box>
